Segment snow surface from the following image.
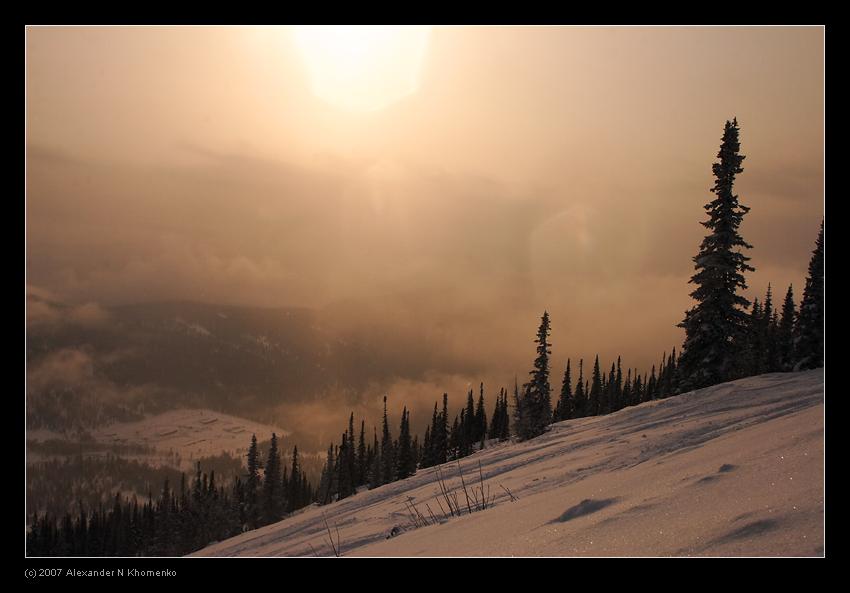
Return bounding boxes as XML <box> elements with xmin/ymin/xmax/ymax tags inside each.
<box><xmin>194</xmin><ymin>370</ymin><xmax>824</xmax><ymax>557</ymax></box>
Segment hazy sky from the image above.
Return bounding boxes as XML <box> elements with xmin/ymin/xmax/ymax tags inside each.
<box><xmin>26</xmin><ymin>25</ymin><xmax>824</xmax><ymax>384</ymax></box>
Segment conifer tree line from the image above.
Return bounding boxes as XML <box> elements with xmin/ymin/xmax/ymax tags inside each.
<box><xmin>312</xmin><ymin>342</ymin><xmax>690</xmax><ymax>502</ymax></box>
<box><xmin>316</xmin><ymin>384</ymin><xmax>512</xmax><ymax>504</ymax></box>
<box><xmin>512</xmin><ymin>312</ymin><xmax>687</xmax><ymax>441</ymax></box>
<box><xmin>27</xmin><ymin>432</ymin><xmax>315</xmax><ymax>556</ymax></box>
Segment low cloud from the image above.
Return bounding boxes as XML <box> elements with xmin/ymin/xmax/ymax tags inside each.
<box><xmin>26</xmin><ymin>285</ymin><xmax>111</xmax><ymax>328</ymax></box>
<box><xmin>25</xmin><ymin>144</ymin><xmax>822</xmax><ymax>439</ymax></box>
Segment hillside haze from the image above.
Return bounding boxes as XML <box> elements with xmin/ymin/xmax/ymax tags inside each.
<box><xmin>26</xmin><ymin>294</ymin><xmax>486</xmax><ymax>448</ymax></box>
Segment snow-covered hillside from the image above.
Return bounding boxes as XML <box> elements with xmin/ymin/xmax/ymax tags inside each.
<box><xmin>195</xmin><ymin>369</ymin><xmax>824</xmax><ymax>557</ymax></box>
<box><xmin>89</xmin><ymin>409</ymin><xmax>288</xmax><ymax>465</ymax></box>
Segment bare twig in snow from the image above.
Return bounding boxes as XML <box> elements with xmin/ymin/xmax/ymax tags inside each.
<box><xmin>321</xmin><ymin>512</ymin><xmax>340</xmax><ymax>557</ymax></box>
<box><xmin>500</xmin><ymin>484</ymin><xmax>519</xmax><ymax>502</ymax></box>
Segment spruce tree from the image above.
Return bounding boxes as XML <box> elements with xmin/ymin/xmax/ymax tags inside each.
<box><xmin>762</xmin><ymin>284</ymin><xmax>780</xmax><ymax>372</ymax></box>
<box><xmin>490</xmin><ymin>388</ymin><xmax>508</xmax><ymax>440</ymax></box>
<box><xmin>645</xmin><ymin>366</ymin><xmax>657</xmax><ymax>402</ymax></box>
<box><xmin>632</xmin><ymin>373</ymin><xmax>643</xmax><ymax>406</ymax></box>
<box><xmin>573</xmin><ymin>360</ymin><xmax>586</xmax><ymax>418</ymax></box>
<box><xmin>795</xmin><ymin>221</ymin><xmax>824</xmax><ymax>370</ymax></box>
<box><xmin>347</xmin><ymin>413</ymin><xmax>357</xmax><ymax>488</ymax></box>
<box><xmin>601</xmin><ymin>362</ymin><xmax>615</xmax><ymax>414</ymax></box>
<box><xmin>464</xmin><ymin>389</ymin><xmax>476</xmax><ymax>449</ymax></box>
<box><xmin>421</xmin><ymin>424</ymin><xmax>432</xmax><ymax>468</ymax></box>
<box><xmin>670</xmin><ymin>349</ymin><xmax>681</xmax><ymax>396</ymax></box>
<box><xmin>422</xmin><ymin>402</ymin><xmax>438</xmax><ymax>468</ymax></box>
<box><xmin>519</xmin><ymin>311</ymin><xmax>553</xmax><ymax>439</ymax></box>
<box><xmin>261</xmin><ymin>433</ymin><xmax>282</xmax><ymax>523</ymax></box>
<box><xmin>318</xmin><ymin>443</ymin><xmax>334</xmax><ymax>504</ymax></box>
<box><xmin>245</xmin><ymin>434</ymin><xmax>260</xmax><ymax>527</ymax></box>
<box><xmin>412</xmin><ymin>435</ymin><xmax>420</xmax><ymax>469</ymax></box>
<box><xmin>777</xmin><ymin>285</ymin><xmax>797</xmax><ymax>371</ymax></box>
<box><xmin>396</xmin><ymin>407</ymin><xmax>415</xmax><ymax>480</ymax></box>
<box><xmin>337</xmin><ymin>431</ymin><xmax>353</xmax><ymax>500</ymax></box>
<box><xmin>356</xmin><ymin>419</ymin><xmax>367</xmax><ymax>487</ymax></box>
<box><xmin>614</xmin><ymin>356</ymin><xmax>623</xmax><ymax>410</ymax></box>
<box><xmin>678</xmin><ymin>118</ymin><xmax>754</xmax><ymax>390</ymax></box>
<box><xmin>588</xmin><ymin>356</ymin><xmax>603</xmax><ymax>416</ymax></box>
<box><xmin>288</xmin><ymin>445</ymin><xmax>302</xmax><ymax>510</ymax></box>
<box><xmin>512</xmin><ymin>378</ymin><xmax>530</xmax><ymax>441</ymax></box>
<box><xmin>435</xmin><ymin>393</ymin><xmax>449</xmax><ymax>465</ymax></box>
<box><xmin>622</xmin><ymin>368</ymin><xmax>632</xmax><ymax>407</ymax></box>
<box><xmin>449</xmin><ymin>414</ymin><xmax>461</xmax><ymax>459</ymax></box>
<box><xmin>555</xmin><ymin>359</ymin><xmax>573</xmax><ymax>421</ymax></box>
<box><xmin>368</xmin><ymin>428</ymin><xmax>382</xmax><ymax>489</ymax></box>
<box><xmin>746</xmin><ymin>297</ymin><xmax>764</xmax><ymax>375</ymax></box>
<box><xmin>500</xmin><ymin>389</ymin><xmax>511</xmax><ymax>440</ymax></box>
<box><xmin>380</xmin><ymin>396</ymin><xmax>395</xmax><ymax>484</ymax></box>
<box><xmin>474</xmin><ymin>383</ymin><xmax>487</xmax><ymax>444</ymax></box>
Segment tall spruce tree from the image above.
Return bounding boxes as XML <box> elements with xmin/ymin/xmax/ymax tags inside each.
<box><xmin>347</xmin><ymin>413</ymin><xmax>357</xmax><ymax>488</ymax></box>
<box><xmin>518</xmin><ymin>311</ymin><xmax>553</xmax><ymax>439</ymax></box>
<box><xmin>678</xmin><ymin>118</ymin><xmax>754</xmax><ymax>390</ymax></box>
<box><xmin>380</xmin><ymin>396</ymin><xmax>395</xmax><ymax>485</ymax></box>
<box><xmin>262</xmin><ymin>433</ymin><xmax>282</xmax><ymax>523</ymax></box>
<box><xmin>795</xmin><ymin>221</ymin><xmax>824</xmax><ymax>370</ymax></box>
<box><xmin>245</xmin><ymin>434</ymin><xmax>260</xmax><ymax>527</ymax></box>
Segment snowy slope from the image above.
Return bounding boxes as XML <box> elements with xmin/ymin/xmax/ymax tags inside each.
<box><xmin>89</xmin><ymin>409</ymin><xmax>288</xmax><ymax>464</ymax></box>
<box><xmin>194</xmin><ymin>370</ymin><xmax>824</xmax><ymax>557</ymax></box>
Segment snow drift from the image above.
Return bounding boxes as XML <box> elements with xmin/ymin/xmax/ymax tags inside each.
<box><xmin>194</xmin><ymin>369</ymin><xmax>824</xmax><ymax>557</ymax></box>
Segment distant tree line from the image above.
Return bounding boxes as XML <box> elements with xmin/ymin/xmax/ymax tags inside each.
<box><xmin>27</xmin><ymin>452</ymin><xmax>241</xmax><ymax>521</ymax></box>
<box><xmin>27</xmin><ymin>433</ymin><xmax>314</xmax><ymax>556</ymax></box>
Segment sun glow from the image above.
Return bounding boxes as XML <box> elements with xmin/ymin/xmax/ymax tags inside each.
<box><xmin>292</xmin><ymin>26</ymin><xmax>431</xmax><ymax>113</ymax></box>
